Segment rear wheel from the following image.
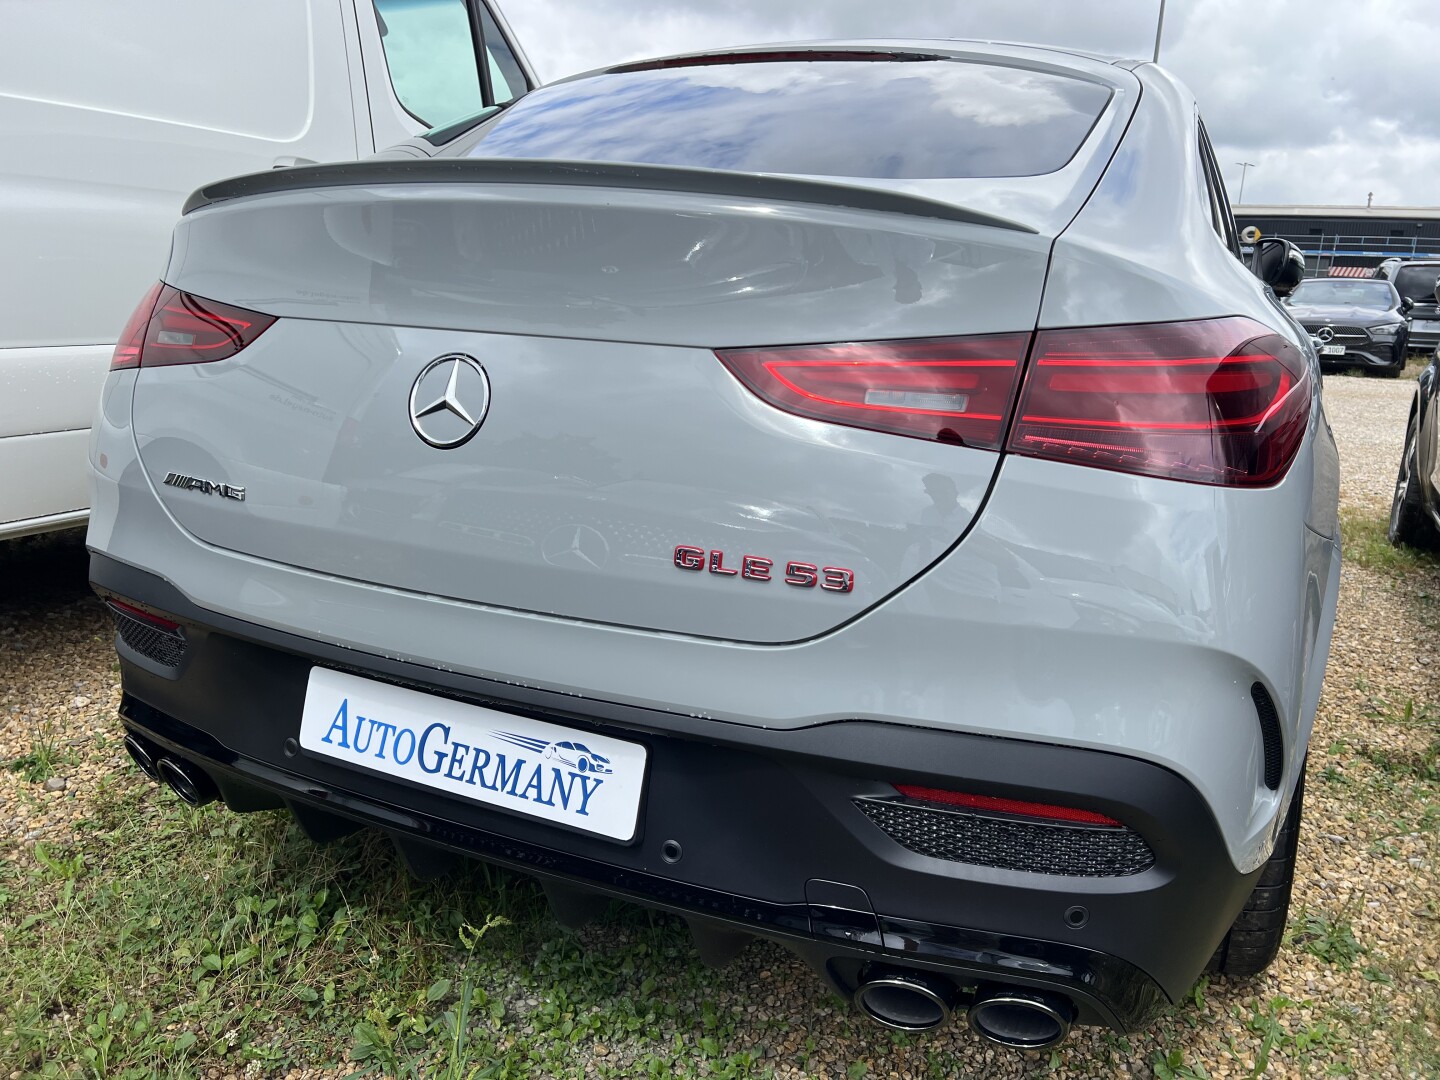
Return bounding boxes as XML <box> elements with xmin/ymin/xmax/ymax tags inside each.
<box><xmin>1206</xmin><ymin>770</ymin><xmax>1304</xmax><ymax>977</ymax></box>
<box><xmin>1389</xmin><ymin>409</ymin><xmax>1440</xmax><ymax>551</ymax></box>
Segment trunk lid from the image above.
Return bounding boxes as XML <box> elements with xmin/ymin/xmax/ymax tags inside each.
<box><xmin>135</xmin><ymin>171</ymin><xmax>1054</xmax><ymax>641</ymax></box>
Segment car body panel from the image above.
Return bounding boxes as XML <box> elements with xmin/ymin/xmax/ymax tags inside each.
<box><xmin>128</xmin><ymin>319</ymin><xmax>1005</xmax><ymax>642</ymax></box>
<box><xmin>1410</xmin><ymin>358</ymin><xmax>1440</xmax><ymax>532</ymax></box>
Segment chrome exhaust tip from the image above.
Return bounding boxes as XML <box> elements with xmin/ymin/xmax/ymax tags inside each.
<box><xmin>966</xmin><ymin>987</ymin><xmax>1074</xmax><ymax>1050</ymax></box>
<box><xmin>123</xmin><ymin>733</ymin><xmax>161</xmax><ymax>782</ymax></box>
<box><xmin>156</xmin><ymin>756</ymin><xmax>218</xmax><ymax>807</ymax></box>
<box><xmin>854</xmin><ymin>970</ymin><xmax>957</xmax><ymax>1032</ymax></box>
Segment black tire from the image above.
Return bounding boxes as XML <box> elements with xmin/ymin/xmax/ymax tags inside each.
<box><xmin>1206</xmin><ymin>770</ymin><xmax>1304</xmax><ymax>977</ymax></box>
<box><xmin>1389</xmin><ymin>408</ymin><xmax>1440</xmax><ymax>551</ymax></box>
<box><xmin>1379</xmin><ymin>363</ymin><xmax>1405</xmax><ymax>379</ymax></box>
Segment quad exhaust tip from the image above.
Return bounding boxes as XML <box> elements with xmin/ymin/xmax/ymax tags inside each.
<box><xmin>966</xmin><ymin>986</ymin><xmax>1075</xmax><ymax>1050</ymax></box>
<box><xmin>853</xmin><ymin>970</ymin><xmax>958</xmax><ymax>1032</ymax></box>
<box><xmin>855</xmin><ymin>971</ymin><xmax>1076</xmax><ymax>1049</ymax></box>
<box><xmin>155</xmin><ymin>756</ymin><xmax>218</xmax><ymax>807</ymax></box>
<box><xmin>123</xmin><ymin>733</ymin><xmax>161</xmax><ymax>782</ymax></box>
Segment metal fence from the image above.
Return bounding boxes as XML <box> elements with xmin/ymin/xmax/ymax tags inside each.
<box><xmin>1249</xmin><ymin>232</ymin><xmax>1440</xmax><ymax>277</ymax></box>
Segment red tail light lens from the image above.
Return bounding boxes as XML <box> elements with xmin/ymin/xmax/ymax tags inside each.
<box><xmin>1007</xmin><ymin>317</ymin><xmax>1311</xmax><ymax>487</ymax></box>
<box><xmin>716</xmin><ymin>334</ymin><xmax>1031</xmax><ymax>449</ymax></box>
<box><xmin>110</xmin><ymin>284</ymin><xmax>276</xmax><ymax>371</ymax></box>
<box><xmin>110</xmin><ymin>282</ymin><xmax>165</xmax><ymax>370</ymax></box>
<box><xmin>894</xmin><ymin>785</ymin><xmax>1122</xmax><ymax>827</ymax></box>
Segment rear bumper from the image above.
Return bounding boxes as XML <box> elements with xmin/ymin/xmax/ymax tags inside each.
<box><xmin>94</xmin><ymin>551</ymin><xmax>1260</xmax><ymax>1031</ymax></box>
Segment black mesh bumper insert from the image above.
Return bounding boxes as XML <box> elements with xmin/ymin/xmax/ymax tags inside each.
<box><xmin>112</xmin><ymin>608</ymin><xmax>188</xmax><ymax>669</ymax></box>
<box><xmin>857</xmin><ymin>798</ymin><xmax>1156</xmax><ymax>877</ymax></box>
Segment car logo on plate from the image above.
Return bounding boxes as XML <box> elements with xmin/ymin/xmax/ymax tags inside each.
<box><xmin>409</xmin><ymin>354</ymin><xmax>491</xmax><ymax>449</ymax></box>
<box><xmin>492</xmin><ymin>731</ymin><xmax>614</xmax><ymax>774</ymax></box>
<box><xmin>1315</xmin><ymin>326</ymin><xmax>1334</xmax><ymax>343</ymax></box>
<box><xmin>541</xmin><ymin>525</ymin><xmax>610</xmax><ymax>569</ymax></box>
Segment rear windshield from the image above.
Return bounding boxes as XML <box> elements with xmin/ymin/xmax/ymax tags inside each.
<box><xmin>1289</xmin><ymin>280</ymin><xmax>1396</xmax><ymax>307</ymax></box>
<box><xmin>453</xmin><ymin>59</ymin><xmax>1112</xmax><ymax>179</ymax></box>
<box><xmin>1393</xmin><ymin>265</ymin><xmax>1440</xmax><ymax>302</ymax></box>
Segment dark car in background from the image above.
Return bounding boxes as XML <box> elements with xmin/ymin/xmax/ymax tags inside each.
<box><xmin>1376</xmin><ymin>259</ymin><xmax>1440</xmax><ymax>355</ymax></box>
<box><xmin>1391</xmin><ymin>316</ymin><xmax>1440</xmax><ymax>550</ymax></box>
<box><xmin>1284</xmin><ymin>277</ymin><xmax>1410</xmax><ymax>376</ymax></box>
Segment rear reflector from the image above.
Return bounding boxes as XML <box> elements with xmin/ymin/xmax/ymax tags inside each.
<box><xmin>717</xmin><ymin>334</ymin><xmax>1031</xmax><ymax>449</ymax></box>
<box><xmin>105</xmin><ymin>599</ymin><xmax>183</xmax><ymax>634</ymax></box>
<box><xmin>1007</xmin><ymin>317</ymin><xmax>1311</xmax><ymax>486</ymax></box>
<box><xmin>893</xmin><ymin>784</ymin><xmax>1122</xmax><ymax>827</ymax></box>
<box><xmin>110</xmin><ymin>284</ymin><xmax>276</xmax><ymax>371</ymax></box>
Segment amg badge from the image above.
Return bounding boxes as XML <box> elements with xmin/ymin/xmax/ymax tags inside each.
<box><xmin>163</xmin><ymin>472</ymin><xmax>246</xmax><ymax>501</ymax></box>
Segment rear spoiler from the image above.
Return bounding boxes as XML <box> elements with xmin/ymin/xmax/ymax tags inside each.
<box><xmin>181</xmin><ymin>158</ymin><xmax>1036</xmax><ymax>234</ymax></box>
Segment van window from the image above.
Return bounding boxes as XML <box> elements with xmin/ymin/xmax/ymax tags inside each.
<box><xmin>372</xmin><ymin>0</ymin><xmax>484</xmax><ymax>127</ymax></box>
<box><xmin>460</xmin><ymin>59</ymin><xmax>1112</xmax><ymax>179</ymax></box>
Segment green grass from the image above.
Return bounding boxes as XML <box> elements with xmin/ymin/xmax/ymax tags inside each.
<box><xmin>1339</xmin><ymin>507</ymin><xmax>1440</xmax><ymax>576</ymax></box>
<box><xmin>0</xmin><ymin>775</ymin><xmax>774</xmax><ymax>1078</ymax></box>
<box><xmin>5</xmin><ymin>714</ymin><xmax>73</xmax><ymax>784</ymax></box>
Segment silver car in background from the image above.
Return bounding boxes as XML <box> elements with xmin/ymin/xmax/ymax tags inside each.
<box><xmin>87</xmin><ymin>42</ymin><xmax>1338</xmax><ymax>1050</ymax></box>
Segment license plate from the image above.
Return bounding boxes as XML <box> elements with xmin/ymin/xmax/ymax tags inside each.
<box><xmin>1413</xmin><ymin>319</ymin><xmax>1440</xmax><ymax>333</ymax></box>
<box><xmin>1319</xmin><ymin>344</ymin><xmax>1346</xmax><ymax>356</ymax></box>
<box><xmin>299</xmin><ymin>668</ymin><xmax>647</xmax><ymax>841</ymax></box>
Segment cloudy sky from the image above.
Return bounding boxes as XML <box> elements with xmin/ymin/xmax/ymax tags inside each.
<box><xmin>500</xmin><ymin>0</ymin><xmax>1440</xmax><ymax>208</ymax></box>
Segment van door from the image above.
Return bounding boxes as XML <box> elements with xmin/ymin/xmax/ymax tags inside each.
<box><xmin>353</xmin><ymin>0</ymin><xmax>536</xmax><ymax>151</ymax></box>
<box><xmin>0</xmin><ymin>0</ymin><xmax>362</xmax><ymax>536</ymax></box>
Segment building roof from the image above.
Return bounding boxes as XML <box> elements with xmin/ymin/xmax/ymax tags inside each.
<box><xmin>1235</xmin><ymin>205</ymin><xmax>1440</xmax><ymax>220</ymax></box>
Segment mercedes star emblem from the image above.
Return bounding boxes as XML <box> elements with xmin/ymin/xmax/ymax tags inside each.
<box><xmin>1315</xmin><ymin>326</ymin><xmax>1334</xmax><ymax>343</ymax></box>
<box><xmin>541</xmin><ymin>525</ymin><xmax>611</xmax><ymax>569</ymax></box>
<box><xmin>409</xmin><ymin>354</ymin><xmax>491</xmax><ymax>449</ymax></box>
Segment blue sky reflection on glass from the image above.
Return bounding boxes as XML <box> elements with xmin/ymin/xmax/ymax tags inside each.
<box><xmin>467</xmin><ymin>61</ymin><xmax>1111</xmax><ymax>179</ymax></box>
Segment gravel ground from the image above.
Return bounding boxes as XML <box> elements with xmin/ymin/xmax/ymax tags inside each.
<box><xmin>1</xmin><ymin>373</ymin><xmax>1436</xmax><ymax>1077</ymax></box>
<box><xmin>1320</xmin><ymin>373</ymin><xmax>1417</xmax><ymax>513</ymax></box>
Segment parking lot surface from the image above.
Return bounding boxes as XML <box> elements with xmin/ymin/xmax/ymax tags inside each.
<box><xmin>1</xmin><ymin>374</ymin><xmax>1436</xmax><ymax>1077</ymax></box>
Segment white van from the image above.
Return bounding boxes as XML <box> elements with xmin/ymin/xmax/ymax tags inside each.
<box><xmin>0</xmin><ymin>0</ymin><xmax>536</xmax><ymax>540</ymax></box>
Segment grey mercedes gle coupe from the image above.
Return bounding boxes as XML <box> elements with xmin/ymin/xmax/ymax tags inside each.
<box><xmin>88</xmin><ymin>42</ymin><xmax>1338</xmax><ymax>1050</ymax></box>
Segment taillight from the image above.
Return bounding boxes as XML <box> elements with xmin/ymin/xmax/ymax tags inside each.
<box><xmin>716</xmin><ymin>333</ymin><xmax>1030</xmax><ymax>449</ymax></box>
<box><xmin>1007</xmin><ymin>317</ymin><xmax>1311</xmax><ymax>487</ymax></box>
<box><xmin>894</xmin><ymin>784</ymin><xmax>1122</xmax><ymax>827</ymax></box>
<box><xmin>110</xmin><ymin>282</ymin><xmax>165</xmax><ymax>370</ymax></box>
<box><xmin>110</xmin><ymin>284</ymin><xmax>275</xmax><ymax>371</ymax></box>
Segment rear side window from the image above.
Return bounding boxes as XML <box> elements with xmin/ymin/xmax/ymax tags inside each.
<box><xmin>1197</xmin><ymin>120</ymin><xmax>1240</xmax><ymax>257</ymax></box>
<box><xmin>1393</xmin><ymin>265</ymin><xmax>1440</xmax><ymax>302</ymax></box>
<box><xmin>457</xmin><ymin>59</ymin><xmax>1111</xmax><ymax>179</ymax></box>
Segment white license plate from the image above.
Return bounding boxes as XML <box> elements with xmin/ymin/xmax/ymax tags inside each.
<box><xmin>299</xmin><ymin>668</ymin><xmax>647</xmax><ymax>841</ymax></box>
<box><xmin>1319</xmin><ymin>344</ymin><xmax>1346</xmax><ymax>356</ymax></box>
<box><xmin>1413</xmin><ymin>319</ymin><xmax>1440</xmax><ymax>333</ymax></box>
